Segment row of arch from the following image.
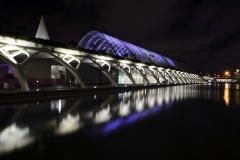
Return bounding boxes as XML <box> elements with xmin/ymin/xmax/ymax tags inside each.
<box><xmin>0</xmin><ymin>43</ymin><xmax>204</xmax><ymax>91</ymax></box>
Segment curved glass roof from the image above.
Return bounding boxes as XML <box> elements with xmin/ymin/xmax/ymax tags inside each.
<box><xmin>78</xmin><ymin>30</ymin><xmax>183</xmax><ymax>69</ymax></box>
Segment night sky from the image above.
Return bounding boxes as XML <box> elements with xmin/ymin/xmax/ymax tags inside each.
<box><xmin>1</xmin><ymin>0</ymin><xmax>240</xmax><ymax>75</ymax></box>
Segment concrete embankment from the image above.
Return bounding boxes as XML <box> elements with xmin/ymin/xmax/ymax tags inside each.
<box><xmin>0</xmin><ymin>85</ymin><xmax>163</xmax><ymax>105</ymax></box>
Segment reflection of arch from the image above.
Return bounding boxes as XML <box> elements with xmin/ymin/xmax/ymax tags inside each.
<box><xmin>55</xmin><ymin>99</ymin><xmax>83</xmax><ymax>135</ymax></box>
<box><xmin>0</xmin><ymin>104</ymin><xmax>28</xmax><ymax>131</ymax></box>
<box><xmin>81</xmin><ymin>57</ymin><xmax>117</xmax><ymax>87</ymax></box>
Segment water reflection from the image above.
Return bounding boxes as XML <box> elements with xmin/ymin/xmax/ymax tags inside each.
<box><xmin>51</xmin><ymin>99</ymin><xmax>66</xmax><ymax>113</ymax></box>
<box><xmin>224</xmin><ymin>83</ymin><xmax>230</xmax><ymax>107</ymax></box>
<box><xmin>55</xmin><ymin>113</ymin><xmax>82</xmax><ymax>135</ymax></box>
<box><xmin>0</xmin><ymin>123</ymin><xmax>34</xmax><ymax>154</ymax></box>
<box><xmin>0</xmin><ymin>84</ymin><xmax>239</xmax><ymax>156</ymax></box>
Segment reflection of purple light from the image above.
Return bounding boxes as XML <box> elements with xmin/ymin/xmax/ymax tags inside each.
<box><xmin>140</xmin><ymin>110</ymin><xmax>150</xmax><ymax>118</ymax></box>
<box><xmin>124</xmin><ymin>112</ymin><xmax>140</xmax><ymax>125</ymax></box>
<box><xmin>101</xmin><ymin>104</ymin><xmax>169</xmax><ymax>135</ymax></box>
<box><xmin>166</xmin><ymin>101</ymin><xmax>173</xmax><ymax>108</ymax></box>
<box><xmin>103</xmin><ymin>119</ymin><xmax>123</xmax><ymax>133</ymax></box>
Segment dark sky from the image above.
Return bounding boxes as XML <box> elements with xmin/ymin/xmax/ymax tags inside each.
<box><xmin>1</xmin><ymin>0</ymin><xmax>240</xmax><ymax>75</ymax></box>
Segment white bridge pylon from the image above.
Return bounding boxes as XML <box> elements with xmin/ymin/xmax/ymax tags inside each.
<box><xmin>0</xmin><ymin>36</ymin><xmax>205</xmax><ymax>91</ymax></box>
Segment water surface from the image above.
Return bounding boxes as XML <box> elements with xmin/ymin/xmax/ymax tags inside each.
<box><xmin>1</xmin><ymin>83</ymin><xmax>240</xmax><ymax>159</ymax></box>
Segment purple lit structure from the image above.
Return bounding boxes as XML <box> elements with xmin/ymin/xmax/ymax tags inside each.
<box><xmin>78</xmin><ymin>30</ymin><xmax>182</xmax><ymax>69</ymax></box>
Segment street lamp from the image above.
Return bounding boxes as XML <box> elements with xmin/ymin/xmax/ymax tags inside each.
<box><xmin>225</xmin><ymin>71</ymin><xmax>229</xmax><ymax>78</ymax></box>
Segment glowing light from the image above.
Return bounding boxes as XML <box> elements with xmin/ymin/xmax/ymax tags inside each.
<box><xmin>97</xmin><ymin>55</ymin><xmax>113</xmax><ymax>61</ymax></box>
<box><xmin>224</xmin><ymin>83</ymin><xmax>230</xmax><ymax>107</ymax></box>
<box><xmin>78</xmin><ymin>30</ymin><xmax>178</xmax><ymax>68</ymax></box>
<box><xmin>119</xmin><ymin>59</ymin><xmax>132</xmax><ymax>64</ymax></box>
<box><xmin>94</xmin><ymin>106</ymin><xmax>111</xmax><ymax>123</ymax></box>
<box><xmin>148</xmin><ymin>96</ymin><xmax>155</xmax><ymax>108</ymax></box>
<box><xmin>55</xmin><ymin>114</ymin><xmax>81</xmax><ymax>135</ymax></box>
<box><xmin>122</xmin><ymin>63</ymin><xmax>131</xmax><ymax>73</ymax></box>
<box><xmin>57</xmin><ymin>99</ymin><xmax>62</xmax><ymax>113</ymax></box>
<box><xmin>61</xmin><ymin>54</ymin><xmax>80</xmax><ymax>68</ymax></box>
<box><xmin>137</xmin><ymin>66</ymin><xmax>145</xmax><ymax>74</ymax></box>
<box><xmin>119</xmin><ymin>101</ymin><xmax>131</xmax><ymax>116</ymax></box>
<box><xmin>0</xmin><ymin>123</ymin><xmax>34</xmax><ymax>154</ymax></box>
<box><xmin>0</xmin><ymin>45</ymin><xmax>29</xmax><ymax>64</ymax></box>
<box><xmin>54</xmin><ymin>47</ymin><xmax>84</xmax><ymax>55</ymax></box>
<box><xmin>149</xmin><ymin>68</ymin><xmax>156</xmax><ymax>75</ymax></box>
<box><xmin>136</xmin><ymin>98</ymin><xmax>144</xmax><ymax>111</ymax></box>
<box><xmin>96</xmin><ymin>59</ymin><xmax>111</xmax><ymax>71</ymax></box>
<box><xmin>0</xmin><ymin>36</ymin><xmax>36</xmax><ymax>47</ymax></box>
<box><xmin>51</xmin><ymin>99</ymin><xmax>65</xmax><ymax>112</ymax></box>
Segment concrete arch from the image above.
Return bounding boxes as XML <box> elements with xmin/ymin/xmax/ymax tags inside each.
<box><xmin>0</xmin><ymin>45</ymin><xmax>31</xmax><ymax>91</ymax></box>
<box><xmin>132</xmin><ymin>66</ymin><xmax>150</xmax><ymax>85</ymax></box>
<box><xmin>23</xmin><ymin>49</ymin><xmax>86</xmax><ymax>88</ymax></box>
<box><xmin>81</xmin><ymin>57</ymin><xmax>117</xmax><ymax>87</ymax></box>
<box><xmin>175</xmin><ymin>71</ymin><xmax>187</xmax><ymax>84</ymax></box>
<box><xmin>112</xmin><ymin>62</ymin><xmax>136</xmax><ymax>85</ymax></box>
<box><xmin>170</xmin><ymin>70</ymin><xmax>182</xmax><ymax>84</ymax></box>
<box><xmin>0</xmin><ymin>45</ymin><xmax>29</xmax><ymax>64</ymax></box>
<box><xmin>181</xmin><ymin>72</ymin><xmax>191</xmax><ymax>83</ymax></box>
<box><xmin>154</xmin><ymin>68</ymin><xmax>168</xmax><ymax>84</ymax></box>
<box><xmin>145</xmin><ymin>67</ymin><xmax>160</xmax><ymax>84</ymax></box>
<box><xmin>157</xmin><ymin>68</ymin><xmax>174</xmax><ymax>84</ymax></box>
<box><xmin>164</xmin><ymin>70</ymin><xmax>176</xmax><ymax>84</ymax></box>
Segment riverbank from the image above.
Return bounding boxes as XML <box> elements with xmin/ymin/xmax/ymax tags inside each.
<box><xmin>0</xmin><ymin>84</ymin><xmax>168</xmax><ymax>105</ymax></box>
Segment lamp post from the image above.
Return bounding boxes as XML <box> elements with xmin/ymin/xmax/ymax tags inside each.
<box><xmin>225</xmin><ymin>71</ymin><xmax>229</xmax><ymax>78</ymax></box>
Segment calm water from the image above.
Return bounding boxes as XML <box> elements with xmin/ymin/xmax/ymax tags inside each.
<box><xmin>1</xmin><ymin>83</ymin><xmax>240</xmax><ymax>160</ymax></box>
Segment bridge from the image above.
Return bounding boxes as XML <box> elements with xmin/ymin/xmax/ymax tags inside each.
<box><xmin>0</xmin><ymin>17</ymin><xmax>205</xmax><ymax>91</ymax></box>
<box><xmin>202</xmin><ymin>76</ymin><xmax>240</xmax><ymax>83</ymax></box>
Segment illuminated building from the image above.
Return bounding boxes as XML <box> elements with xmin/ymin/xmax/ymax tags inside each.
<box><xmin>0</xmin><ymin>16</ymin><xmax>205</xmax><ymax>91</ymax></box>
